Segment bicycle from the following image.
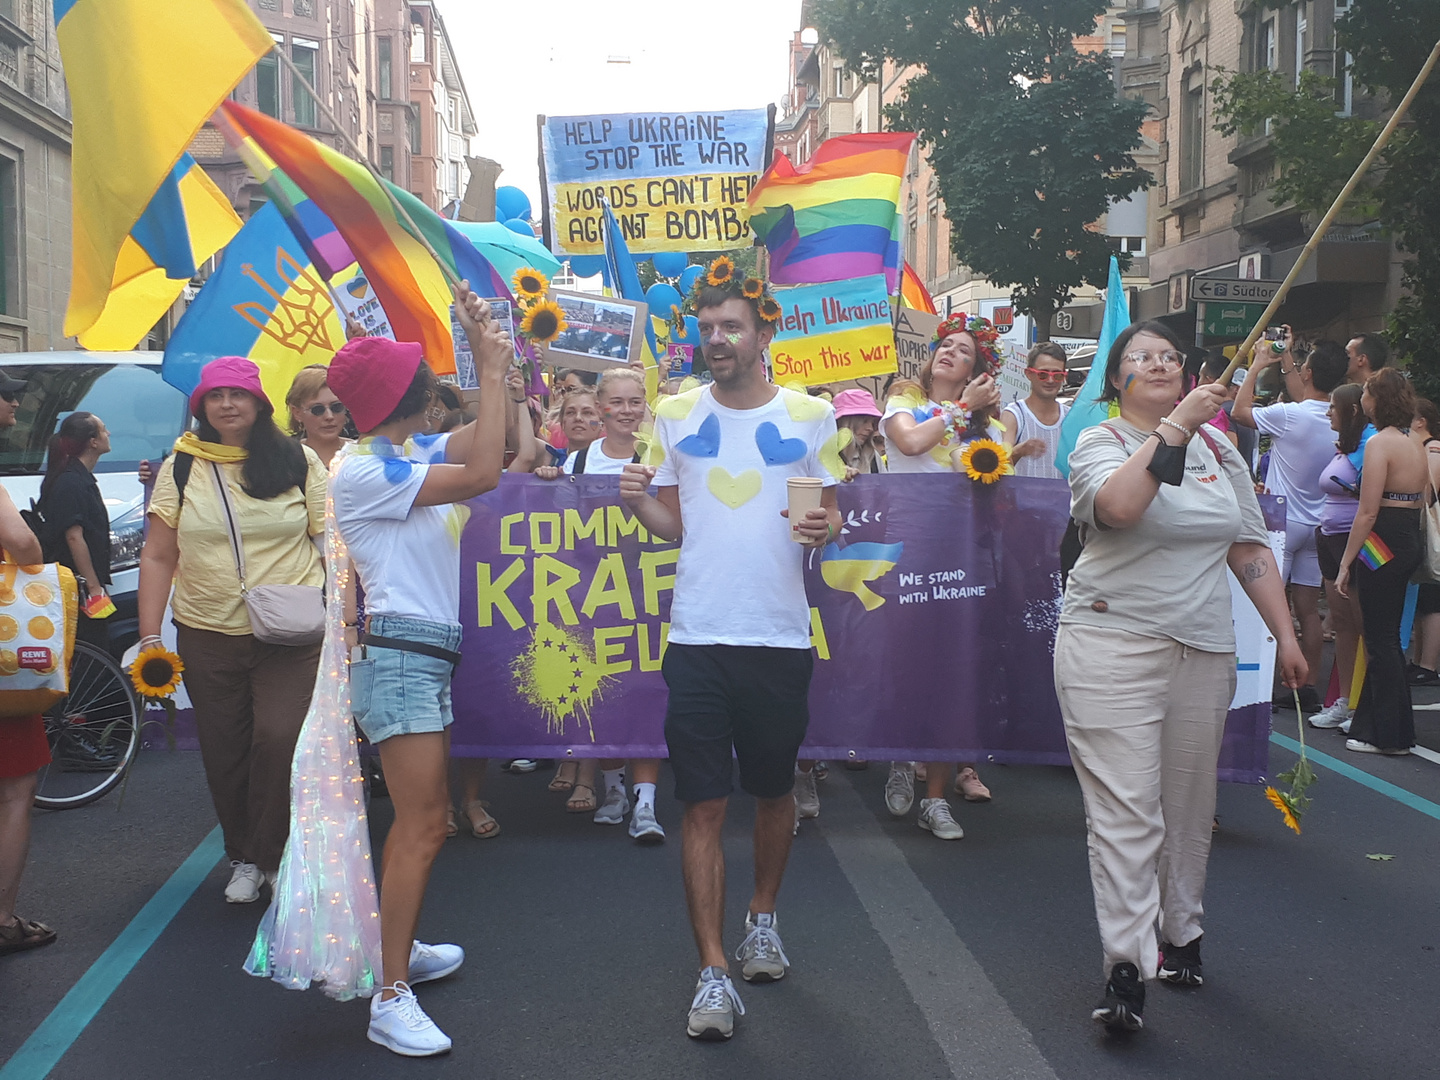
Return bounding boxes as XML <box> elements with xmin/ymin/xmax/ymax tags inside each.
<box><xmin>32</xmin><ymin>640</ymin><xmax>143</xmax><ymax>810</ymax></box>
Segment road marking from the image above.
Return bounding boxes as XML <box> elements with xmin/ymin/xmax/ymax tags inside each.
<box><xmin>0</xmin><ymin>827</ymin><xmax>223</xmax><ymax>1080</ymax></box>
<box><xmin>1411</xmin><ymin>744</ymin><xmax>1440</xmax><ymax>766</ymax></box>
<box><xmin>817</xmin><ymin>776</ymin><xmax>1060</xmax><ymax>1080</ymax></box>
<box><xmin>1271</xmin><ymin>733</ymin><xmax>1440</xmax><ymax>822</ymax></box>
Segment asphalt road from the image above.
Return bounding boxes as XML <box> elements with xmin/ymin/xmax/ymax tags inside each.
<box><xmin>3</xmin><ymin>705</ymin><xmax>1440</xmax><ymax>1080</ymax></box>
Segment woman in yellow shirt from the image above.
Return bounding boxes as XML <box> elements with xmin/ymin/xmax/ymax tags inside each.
<box><xmin>137</xmin><ymin>357</ymin><xmax>327</xmax><ymax>905</ymax></box>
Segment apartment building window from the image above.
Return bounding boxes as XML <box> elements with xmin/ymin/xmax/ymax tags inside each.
<box><xmin>291</xmin><ymin>39</ymin><xmax>318</xmax><ymax>127</ymax></box>
<box><xmin>408</xmin><ymin>109</ymin><xmax>421</xmax><ymax>154</ymax></box>
<box><xmin>448</xmin><ymin>96</ymin><xmax>459</xmax><ymax>131</ymax></box>
<box><xmin>833</xmin><ymin>65</ymin><xmax>845</xmax><ymax>98</ymax></box>
<box><xmin>1258</xmin><ymin>16</ymin><xmax>1277</xmax><ymax>71</ymax></box>
<box><xmin>1295</xmin><ymin>8</ymin><xmax>1307</xmax><ymax>85</ymax></box>
<box><xmin>256</xmin><ymin>51</ymin><xmax>280</xmax><ymax>117</ymax></box>
<box><xmin>1336</xmin><ymin>1</ymin><xmax>1354</xmax><ymax>116</ymax></box>
<box><xmin>925</xmin><ymin>204</ymin><xmax>938</xmax><ymax>282</ymax></box>
<box><xmin>380</xmin><ymin>145</ymin><xmax>394</xmax><ymax>181</ymax></box>
<box><xmin>907</xmin><ymin>216</ymin><xmax>918</xmax><ymax>266</ymax></box>
<box><xmin>411</xmin><ymin>16</ymin><xmax>426</xmax><ymax>62</ymax></box>
<box><xmin>1178</xmin><ymin>72</ymin><xmax>1204</xmax><ymax>193</ymax></box>
<box><xmin>450</xmin><ymin>160</ymin><xmax>462</xmax><ymax>198</ymax></box>
<box><xmin>378</xmin><ymin>37</ymin><xmax>392</xmax><ymax>100</ymax></box>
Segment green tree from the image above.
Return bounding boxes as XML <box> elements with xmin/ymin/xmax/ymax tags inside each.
<box><xmin>816</xmin><ymin>0</ymin><xmax>1151</xmax><ymax>338</ymax></box>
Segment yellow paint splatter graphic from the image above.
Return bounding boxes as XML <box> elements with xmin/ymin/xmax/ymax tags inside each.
<box><xmin>444</xmin><ymin>505</ymin><xmax>471</xmax><ymax>547</ymax></box>
<box><xmin>782</xmin><ymin>388</ymin><xmax>830</xmax><ymax>423</ymax></box>
<box><xmin>655</xmin><ymin>386</ymin><xmax>705</xmax><ymax>421</ymax></box>
<box><xmin>510</xmin><ymin>621</ymin><xmax>613</xmax><ymax>740</ymax></box>
<box><xmin>819</xmin><ymin>428</ymin><xmax>854</xmax><ymax>480</ymax></box>
<box><xmin>635</xmin><ymin>423</ymin><xmax>666</xmax><ymax>468</ymax></box>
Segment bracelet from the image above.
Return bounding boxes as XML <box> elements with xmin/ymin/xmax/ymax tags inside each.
<box><xmin>826</xmin><ymin>522</ymin><xmax>835</xmax><ymax>542</ymax></box>
<box><xmin>1159</xmin><ymin>416</ymin><xmax>1193</xmax><ymax>440</ymax></box>
<box><xmin>137</xmin><ymin>635</ymin><xmax>163</xmax><ymax>650</ymax></box>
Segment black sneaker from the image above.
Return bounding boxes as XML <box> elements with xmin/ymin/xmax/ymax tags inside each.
<box><xmin>1408</xmin><ymin>664</ymin><xmax>1439</xmax><ymax>686</ymax></box>
<box><xmin>1157</xmin><ymin>936</ymin><xmax>1203</xmax><ymax>986</ymax></box>
<box><xmin>1092</xmin><ymin>962</ymin><xmax>1144</xmax><ymax>1031</ymax></box>
<box><xmin>1272</xmin><ymin>687</ymin><xmax>1320</xmax><ymax>713</ymax></box>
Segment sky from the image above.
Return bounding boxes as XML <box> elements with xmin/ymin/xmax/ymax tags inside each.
<box><xmin>437</xmin><ymin>0</ymin><xmax>805</xmax><ymax>222</ymax></box>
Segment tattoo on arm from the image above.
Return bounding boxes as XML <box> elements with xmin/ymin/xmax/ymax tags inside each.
<box><xmin>1240</xmin><ymin>559</ymin><xmax>1268</xmax><ymax>583</ymax></box>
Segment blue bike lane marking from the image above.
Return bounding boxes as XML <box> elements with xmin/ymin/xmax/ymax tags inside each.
<box><xmin>1271</xmin><ymin>732</ymin><xmax>1440</xmax><ymax>822</ymax></box>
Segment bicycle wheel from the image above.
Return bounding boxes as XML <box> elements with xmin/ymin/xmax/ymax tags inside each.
<box><xmin>33</xmin><ymin>641</ymin><xmax>142</xmax><ymax>810</ymax></box>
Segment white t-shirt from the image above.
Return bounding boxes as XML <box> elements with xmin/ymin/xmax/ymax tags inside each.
<box><xmin>653</xmin><ymin>385</ymin><xmax>838</xmax><ymax>648</ymax></box>
<box><xmin>563</xmin><ymin>437</ymin><xmax>633</xmax><ymax>475</ymax></box>
<box><xmin>333</xmin><ymin>432</ymin><xmax>462</xmax><ymax>622</ymax></box>
<box><xmin>879</xmin><ymin>393</ymin><xmax>1006</xmax><ymax>472</ymax></box>
<box><xmin>1252</xmin><ymin>399</ymin><xmax>1333</xmax><ymax>528</ymax></box>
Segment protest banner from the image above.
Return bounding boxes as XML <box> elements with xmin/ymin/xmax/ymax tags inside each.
<box><xmin>450</xmin><ymin>475</ymin><xmax>1281</xmax><ymax>782</ymax></box>
<box><xmin>769</xmin><ymin>274</ymin><xmax>899</xmax><ymax>388</ymax></box>
<box><xmin>538</xmin><ymin>108</ymin><xmax>775</xmax><ymax>255</ymax></box>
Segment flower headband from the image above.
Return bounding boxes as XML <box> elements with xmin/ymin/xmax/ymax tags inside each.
<box><xmin>687</xmin><ymin>256</ymin><xmax>782</xmax><ymax>324</ymax></box>
<box><xmin>932</xmin><ymin>314</ymin><xmax>1002</xmax><ymax>367</ymax></box>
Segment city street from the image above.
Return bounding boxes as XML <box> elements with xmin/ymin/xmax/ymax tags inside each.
<box><xmin>4</xmin><ymin>708</ymin><xmax>1440</xmax><ymax>1080</ymax></box>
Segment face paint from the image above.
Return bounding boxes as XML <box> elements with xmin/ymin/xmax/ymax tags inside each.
<box><xmin>1123</xmin><ymin>373</ymin><xmax>1136</xmax><ymax>392</ymax></box>
<box><xmin>726</xmin><ymin>332</ymin><xmax>742</xmax><ymax>346</ymax></box>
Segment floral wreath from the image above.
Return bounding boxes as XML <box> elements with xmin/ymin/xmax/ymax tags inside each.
<box><xmin>933</xmin><ymin>313</ymin><xmax>1002</xmax><ymax>370</ymax></box>
<box><xmin>686</xmin><ymin>256</ymin><xmax>782</xmax><ymax>325</ymax></box>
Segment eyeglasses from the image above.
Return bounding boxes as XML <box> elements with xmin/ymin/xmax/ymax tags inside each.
<box><xmin>0</xmin><ymin>391</ymin><xmax>17</xmax><ymax>404</ymax></box>
<box><xmin>307</xmin><ymin>402</ymin><xmax>348</xmax><ymax>417</ymax></box>
<box><xmin>1122</xmin><ymin>350</ymin><xmax>1185</xmax><ymax>371</ymax></box>
<box><xmin>1025</xmin><ymin>368</ymin><xmax>1067</xmax><ymax>383</ymax></box>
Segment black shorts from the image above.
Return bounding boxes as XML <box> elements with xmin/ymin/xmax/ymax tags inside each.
<box><xmin>662</xmin><ymin>643</ymin><xmax>813</xmax><ymax>803</ymax></box>
<box><xmin>1316</xmin><ymin>528</ymin><xmax>1348</xmax><ymax>583</ymax></box>
<box><xmin>1419</xmin><ymin>583</ymin><xmax>1440</xmax><ymax>615</ymax></box>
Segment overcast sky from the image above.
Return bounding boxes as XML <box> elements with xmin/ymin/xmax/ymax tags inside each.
<box><xmin>438</xmin><ymin>0</ymin><xmax>805</xmax><ymax>220</ymax></box>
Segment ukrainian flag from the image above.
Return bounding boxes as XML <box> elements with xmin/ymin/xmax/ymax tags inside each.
<box><xmin>56</xmin><ymin>0</ymin><xmax>273</xmax><ymax>341</ymax></box>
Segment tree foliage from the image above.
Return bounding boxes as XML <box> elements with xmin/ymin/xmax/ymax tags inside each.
<box><xmin>815</xmin><ymin>0</ymin><xmax>1151</xmax><ymax>337</ymax></box>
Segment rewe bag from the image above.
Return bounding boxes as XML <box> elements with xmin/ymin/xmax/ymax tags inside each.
<box><xmin>0</xmin><ymin>557</ymin><xmax>78</xmax><ymax>717</ymax></box>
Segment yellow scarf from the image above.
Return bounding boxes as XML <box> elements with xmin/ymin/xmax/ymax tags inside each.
<box><xmin>173</xmin><ymin>431</ymin><xmax>248</xmax><ymax>463</ymax></box>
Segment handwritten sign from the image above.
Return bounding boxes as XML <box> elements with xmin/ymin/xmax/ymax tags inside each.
<box><xmin>540</xmin><ymin>108</ymin><xmax>773</xmax><ymax>255</ymax></box>
<box><xmin>333</xmin><ymin>273</ymin><xmax>394</xmax><ymax>340</ymax></box>
<box><xmin>769</xmin><ymin>275</ymin><xmax>897</xmax><ymax>387</ymax></box>
<box><xmin>892</xmin><ymin>308</ymin><xmax>940</xmax><ymax>385</ymax></box>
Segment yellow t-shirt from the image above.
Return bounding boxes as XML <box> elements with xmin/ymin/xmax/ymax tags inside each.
<box><xmin>149</xmin><ymin>445</ymin><xmax>327</xmax><ymax>635</ymax></box>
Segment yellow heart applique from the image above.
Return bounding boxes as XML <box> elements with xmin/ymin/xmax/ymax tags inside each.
<box><xmin>819</xmin><ymin>428</ymin><xmax>855</xmax><ymax>480</ymax></box>
<box><xmin>706</xmin><ymin>467</ymin><xmax>763</xmax><ymax>509</ymax></box>
<box><xmin>655</xmin><ymin>385</ymin><xmax>705</xmax><ymax>421</ymax></box>
<box><xmin>445</xmin><ymin>504</ymin><xmax>472</xmax><ymax>546</ymax></box>
<box><xmin>634</xmin><ymin>424</ymin><xmax>666</xmax><ymax>468</ymax></box>
<box><xmin>783</xmin><ymin>388</ymin><xmax>830</xmax><ymax>423</ymax></box>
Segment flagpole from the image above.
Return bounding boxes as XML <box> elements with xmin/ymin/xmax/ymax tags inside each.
<box><xmin>269</xmin><ymin>44</ymin><xmax>465</xmax><ymax>292</ymax></box>
<box><xmin>1218</xmin><ymin>37</ymin><xmax>1440</xmax><ymax>386</ymax></box>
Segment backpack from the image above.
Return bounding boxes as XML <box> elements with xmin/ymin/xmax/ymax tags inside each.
<box><xmin>570</xmin><ymin>444</ymin><xmax>641</xmax><ymax>475</ymax></box>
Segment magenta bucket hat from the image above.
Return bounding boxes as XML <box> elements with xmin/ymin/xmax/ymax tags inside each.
<box><xmin>831</xmin><ymin>388</ymin><xmax>882</xmax><ymax>419</ymax></box>
<box><xmin>327</xmin><ymin>336</ymin><xmax>424</xmax><ymax>433</ymax></box>
<box><xmin>189</xmin><ymin>356</ymin><xmax>270</xmax><ymax>418</ymax></box>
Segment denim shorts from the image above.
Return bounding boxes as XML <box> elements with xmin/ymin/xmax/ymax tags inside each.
<box><xmin>350</xmin><ymin>613</ymin><xmax>463</xmax><ymax>745</ymax></box>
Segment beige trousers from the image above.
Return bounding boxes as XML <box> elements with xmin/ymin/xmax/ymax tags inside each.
<box><xmin>1053</xmin><ymin>624</ymin><xmax>1235</xmax><ymax>979</ymax></box>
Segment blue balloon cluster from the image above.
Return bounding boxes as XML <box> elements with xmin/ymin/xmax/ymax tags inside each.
<box><xmin>645</xmin><ymin>282</ymin><xmax>683</xmax><ymax>318</ymax></box>
<box><xmin>495</xmin><ymin>185</ymin><xmax>531</xmax><ymax>224</ymax></box>
<box><xmin>651</xmin><ymin>252</ymin><xmax>689</xmax><ymax>278</ymax></box>
<box><xmin>678</xmin><ymin>264</ymin><xmax>704</xmax><ymax>294</ymax></box>
<box><xmin>568</xmin><ymin>255</ymin><xmax>605</xmax><ymax>278</ymax></box>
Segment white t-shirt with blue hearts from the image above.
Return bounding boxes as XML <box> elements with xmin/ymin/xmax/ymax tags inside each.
<box><xmin>652</xmin><ymin>385</ymin><xmax>838</xmax><ymax>649</ymax></box>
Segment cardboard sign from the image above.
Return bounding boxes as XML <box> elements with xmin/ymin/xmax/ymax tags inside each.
<box><xmin>539</xmin><ymin>108</ymin><xmax>773</xmax><ymax>255</ymax></box>
<box><xmin>332</xmin><ymin>273</ymin><xmax>394</xmax><ymax>340</ymax></box>
<box><xmin>892</xmin><ymin>308</ymin><xmax>940</xmax><ymax>384</ymax></box>
<box><xmin>544</xmin><ymin>289</ymin><xmax>649</xmax><ymax>373</ymax></box>
<box><xmin>769</xmin><ymin>275</ymin><xmax>897</xmax><ymax>387</ymax></box>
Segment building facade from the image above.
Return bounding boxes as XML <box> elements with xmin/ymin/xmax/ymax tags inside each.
<box><xmin>406</xmin><ymin>1</ymin><xmax>476</xmax><ymax>214</ymax></box>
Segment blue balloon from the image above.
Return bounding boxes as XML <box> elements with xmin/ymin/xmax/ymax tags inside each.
<box><xmin>652</xmin><ymin>252</ymin><xmax>689</xmax><ymax>278</ymax></box>
<box><xmin>494</xmin><ymin>185</ymin><xmax>531</xmax><ymax>223</ymax></box>
<box><xmin>678</xmin><ymin>264</ymin><xmax>704</xmax><ymax>294</ymax></box>
<box><xmin>568</xmin><ymin>255</ymin><xmax>605</xmax><ymax>277</ymax></box>
<box><xmin>502</xmin><ymin>218</ymin><xmax>536</xmax><ymax>236</ymax></box>
<box><xmin>673</xmin><ymin>314</ymin><xmax>701</xmax><ymax>344</ymax></box>
<box><xmin>645</xmin><ymin>282</ymin><xmax>683</xmax><ymax>316</ymax></box>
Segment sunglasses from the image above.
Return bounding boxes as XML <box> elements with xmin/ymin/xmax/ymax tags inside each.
<box><xmin>0</xmin><ymin>392</ymin><xmax>16</xmax><ymax>404</ymax></box>
<box><xmin>1025</xmin><ymin>368</ymin><xmax>1067</xmax><ymax>383</ymax></box>
<box><xmin>307</xmin><ymin>401</ymin><xmax>348</xmax><ymax>417</ymax></box>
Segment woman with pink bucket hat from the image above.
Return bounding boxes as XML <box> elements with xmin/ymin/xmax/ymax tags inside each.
<box><xmin>832</xmin><ymin>388</ymin><xmax>887</xmax><ymax>477</ymax></box>
<box><xmin>325</xmin><ymin>286</ymin><xmax>514</xmax><ymax>1057</ymax></box>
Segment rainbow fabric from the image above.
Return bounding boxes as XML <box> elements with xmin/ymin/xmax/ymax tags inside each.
<box><xmin>56</xmin><ymin>0</ymin><xmax>271</xmax><ymax>340</ymax></box>
<box><xmin>1358</xmin><ymin>533</ymin><xmax>1395</xmax><ymax>570</ymax></box>
<box><xmin>899</xmin><ymin>260</ymin><xmax>937</xmax><ymax>314</ymax></box>
<box><xmin>747</xmin><ymin>132</ymin><xmax>915</xmax><ymax>288</ymax></box>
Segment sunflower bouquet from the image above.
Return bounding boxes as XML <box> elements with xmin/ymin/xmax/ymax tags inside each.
<box><xmin>510</xmin><ymin>266</ymin><xmax>568</xmax><ymax>351</ymax></box>
<box><xmin>130</xmin><ymin>643</ymin><xmax>184</xmax><ymax>750</ymax></box>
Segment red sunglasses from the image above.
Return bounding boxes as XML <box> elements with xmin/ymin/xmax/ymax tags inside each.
<box><xmin>1025</xmin><ymin>367</ymin><xmax>1067</xmax><ymax>382</ymax></box>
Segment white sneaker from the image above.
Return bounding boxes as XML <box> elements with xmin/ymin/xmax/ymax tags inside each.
<box><xmin>794</xmin><ymin>768</ymin><xmax>820</xmax><ymax>819</ymax></box>
<box><xmin>408</xmin><ymin>941</ymin><xmax>463</xmax><ymax>985</ymax></box>
<box><xmin>736</xmin><ymin>912</ymin><xmax>790</xmax><ymax>982</ymax></box>
<box><xmin>1309</xmin><ymin>698</ymin><xmax>1351</xmax><ymax>730</ymax></box>
<box><xmin>885</xmin><ymin>762</ymin><xmax>915</xmax><ymax>817</ymax></box>
<box><xmin>593</xmin><ymin>785</ymin><xmax>630</xmax><ymax>825</ymax></box>
<box><xmin>918</xmin><ymin>798</ymin><xmax>964</xmax><ymax>840</ymax></box>
<box><xmin>1346</xmin><ymin>738</ymin><xmax>1410</xmax><ymax>755</ymax></box>
<box><xmin>224</xmin><ymin>861</ymin><xmax>263</xmax><ymax>904</ymax></box>
<box><xmin>368</xmin><ymin>982</ymin><xmax>452</xmax><ymax>1056</ymax></box>
<box><xmin>628</xmin><ymin>802</ymin><xmax>666</xmax><ymax>843</ymax></box>
<box><xmin>687</xmin><ymin>966</ymin><xmax>744</xmax><ymax>1040</ymax></box>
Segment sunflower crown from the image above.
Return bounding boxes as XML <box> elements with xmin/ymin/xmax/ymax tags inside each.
<box><xmin>688</xmin><ymin>256</ymin><xmax>782</xmax><ymax>324</ymax></box>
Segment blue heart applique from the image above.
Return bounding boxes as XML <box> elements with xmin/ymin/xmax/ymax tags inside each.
<box><xmin>676</xmin><ymin>413</ymin><xmax>721</xmax><ymax>458</ymax></box>
<box><xmin>754</xmin><ymin>421</ymin><xmax>808</xmax><ymax>465</ymax></box>
<box><xmin>382</xmin><ymin>456</ymin><xmax>414</xmax><ymax>484</ymax></box>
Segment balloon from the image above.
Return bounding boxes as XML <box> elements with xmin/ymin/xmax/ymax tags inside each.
<box><xmin>502</xmin><ymin>218</ymin><xmax>536</xmax><ymax>236</ymax></box>
<box><xmin>568</xmin><ymin>255</ymin><xmax>605</xmax><ymax>277</ymax></box>
<box><xmin>651</xmin><ymin>252</ymin><xmax>689</xmax><ymax>278</ymax></box>
<box><xmin>645</xmin><ymin>282</ymin><xmax>683</xmax><ymax>318</ymax></box>
<box><xmin>673</xmin><ymin>315</ymin><xmax>701</xmax><ymax>344</ymax></box>
<box><xmin>494</xmin><ymin>185</ymin><xmax>532</xmax><ymax>223</ymax></box>
<box><xmin>678</xmin><ymin>265</ymin><xmax>704</xmax><ymax>293</ymax></box>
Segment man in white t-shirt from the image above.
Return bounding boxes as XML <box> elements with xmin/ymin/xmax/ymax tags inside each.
<box><xmin>619</xmin><ymin>261</ymin><xmax>839</xmax><ymax>1042</ymax></box>
<box><xmin>1233</xmin><ymin>331</ymin><xmax>1350</xmax><ymax>710</ymax></box>
<box><xmin>1000</xmin><ymin>341</ymin><xmax>1070</xmax><ymax>480</ymax></box>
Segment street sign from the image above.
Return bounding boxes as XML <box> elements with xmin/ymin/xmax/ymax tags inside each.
<box><xmin>1191</xmin><ymin>278</ymin><xmax>1285</xmax><ymax>303</ymax></box>
<box><xmin>1201</xmin><ymin>301</ymin><xmax>1268</xmax><ymax>339</ymax></box>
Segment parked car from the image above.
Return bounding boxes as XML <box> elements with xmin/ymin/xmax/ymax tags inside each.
<box><xmin>0</xmin><ymin>351</ymin><xmax>189</xmax><ymax>658</ymax></box>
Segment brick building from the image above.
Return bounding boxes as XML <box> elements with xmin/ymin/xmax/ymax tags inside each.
<box><xmin>406</xmin><ymin>1</ymin><xmax>476</xmax><ymax>215</ymax></box>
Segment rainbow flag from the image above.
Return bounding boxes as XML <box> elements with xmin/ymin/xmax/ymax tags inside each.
<box><xmin>747</xmin><ymin>132</ymin><xmax>915</xmax><ymax>288</ymax></box>
<box><xmin>56</xmin><ymin>0</ymin><xmax>271</xmax><ymax>341</ymax></box>
<box><xmin>1358</xmin><ymin>533</ymin><xmax>1395</xmax><ymax>571</ymax></box>
<box><xmin>899</xmin><ymin>261</ymin><xmax>937</xmax><ymax>314</ymax></box>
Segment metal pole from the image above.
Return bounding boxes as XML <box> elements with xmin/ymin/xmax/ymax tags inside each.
<box><xmin>1218</xmin><ymin>36</ymin><xmax>1440</xmax><ymax>386</ymax></box>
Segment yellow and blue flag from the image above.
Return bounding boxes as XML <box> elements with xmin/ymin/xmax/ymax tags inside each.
<box><xmin>1054</xmin><ymin>256</ymin><xmax>1130</xmax><ymax>478</ymax></box>
<box><xmin>56</xmin><ymin>0</ymin><xmax>272</xmax><ymax>341</ymax></box>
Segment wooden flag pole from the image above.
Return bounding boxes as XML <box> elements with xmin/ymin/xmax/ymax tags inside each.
<box><xmin>1219</xmin><ymin>37</ymin><xmax>1440</xmax><ymax>386</ymax></box>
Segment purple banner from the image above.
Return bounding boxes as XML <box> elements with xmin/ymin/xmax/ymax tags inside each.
<box><xmin>450</xmin><ymin>474</ymin><xmax>1278</xmax><ymax>783</ymax></box>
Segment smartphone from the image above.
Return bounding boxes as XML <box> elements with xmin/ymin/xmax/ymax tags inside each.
<box><xmin>1263</xmin><ymin>326</ymin><xmax>1286</xmax><ymax>342</ymax></box>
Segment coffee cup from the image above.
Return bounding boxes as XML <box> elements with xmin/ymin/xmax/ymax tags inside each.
<box><xmin>787</xmin><ymin>476</ymin><xmax>824</xmax><ymax>543</ymax></box>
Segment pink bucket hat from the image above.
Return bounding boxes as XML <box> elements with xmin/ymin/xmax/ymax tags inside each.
<box><xmin>832</xmin><ymin>388</ymin><xmax>882</xmax><ymax>419</ymax></box>
<box><xmin>327</xmin><ymin>336</ymin><xmax>424</xmax><ymax>432</ymax></box>
<box><xmin>189</xmin><ymin>356</ymin><xmax>269</xmax><ymax>419</ymax></box>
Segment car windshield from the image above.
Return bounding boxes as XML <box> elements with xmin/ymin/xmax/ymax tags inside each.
<box><xmin>0</xmin><ymin>363</ymin><xmax>188</xmax><ymax>476</ymax></box>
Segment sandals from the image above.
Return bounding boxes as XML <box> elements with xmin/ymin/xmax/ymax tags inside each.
<box><xmin>549</xmin><ymin>760</ymin><xmax>578</xmax><ymax>793</ymax></box>
<box><xmin>0</xmin><ymin>915</ymin><xmax>56</xmax><ymax>955</ymax></box>
<box><xmin>464</xmin><ymin>800</ymin><xmax>500</xmax><ymax>839</ymax></box>
<box><xmin>566</xmin><ymin>782</ymin><xmax>598</xmax><ymax>814</ymax></box>
<box><xmin>445</xmin><ymin>807</ymin><xmax>459</xmax><ymax>839</ymax></box>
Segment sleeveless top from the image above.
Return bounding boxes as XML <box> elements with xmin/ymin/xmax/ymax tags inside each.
<box><xmin>1002</xmin><ymin>399</ymin><xmax>1069</xmax><ymax>479</ymax></box>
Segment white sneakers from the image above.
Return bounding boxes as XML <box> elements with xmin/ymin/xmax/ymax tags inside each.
<box><xmin>1309</xmin><ymin>697</ymin><xmax>1353</xmax><ymax>730</ymax></box>
<box><xmin>885</xmin><ymin>762</ymin><xmax>916</xmax><ymax>816</ymax></box>
<box><xmin>736</xmin><ymin>912</ymin><xmax>790</xmax><ymax>983</ymax></box>
<box><xmin>594</xmin><ymin>785</ymin><xmax>630</xmax><ymax>825</ymax></box>
<box><xmin>224</xmin><ymin>861</ymin><xmax>264</xmax><ymax>904</ymax></box>
<box><xmin>794</xmin><ymin>768</ymin><xmax>820</xmax><ymax>820</ymax></box>
<box><xmin>366</xmin><ymin>941</ymin><xmax>464</xmax><ymax>1056</ymax></box>
<box><xmin>918</xmin><ymin>798</ymin><xmax>964</xmax><ymax>840</ymax></box>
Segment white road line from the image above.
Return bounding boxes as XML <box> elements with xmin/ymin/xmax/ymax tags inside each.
<box><xmin>1410</xmin><ymin>743</ymin><xmax>1440</xmax><ymax>766</ymax></box>
<box><xmin>817</xmin><ymin>776</ymin><xmax>1061</xmax><ymax>1080</ymax></box>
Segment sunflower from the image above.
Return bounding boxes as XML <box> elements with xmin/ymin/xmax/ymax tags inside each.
<box><xmin>705</xmin><ymin>256</ymin><xmax>735</xmax><ymax>286</ymax></box>
<box><xmin>1264</xmin><ymin>786</ymin><xmax>1302</xmax><ymax>835</ymax></box>
<box><xmin>757</xmin><ymin>296</ymin><xmax>782</xmax><ymax>323</ymax></box>
<box><xmin>131</xmin><ymin>645</ymin><xmax>184</xmax><ymax>699</ymax></box>
<box><xmin>958</xmin><ymin>439</ymin><xmax>1011</xmax><ymax>484</ymax></box>
<box><xmin>512</xmin><ymin>266</ymin><xmax>549</xmax><ymax>300</ymax></box>
<box><xmin>520</xmin><ymin>299</ymin><xmax>567</xmax><ymax>343</ymax></box>
<box><xmin>741</xmin><ymin>277</ymin><xmax>764</xmax><ymax>299</ymax></box>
